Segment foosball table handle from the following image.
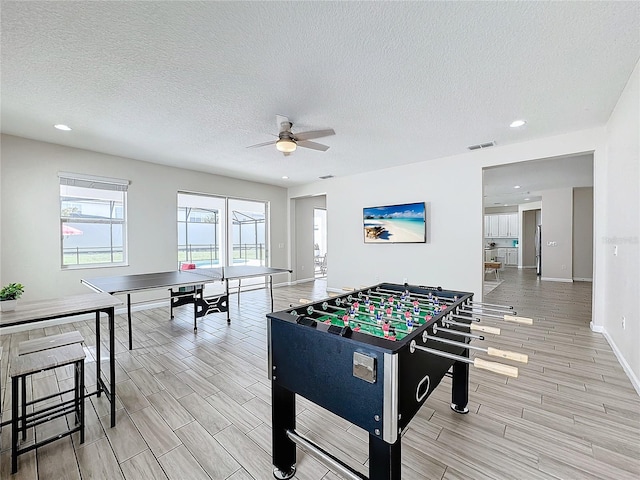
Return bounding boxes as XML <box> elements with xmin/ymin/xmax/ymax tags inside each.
<box><xmin>503</xmin><ymin>314</ymin><xmax>534</xmax><ymax>325</ymax></box>
<box><xmin>470</xmin><ymin>324</ymin><xmax>501</xmax><ymax>335</ymax></box>
<box><xmin>487</xmin><ymin>347</ymin><xmax>529</xmax><ymax>364</ymax></box>
<box><xmin>474</xmin><ymin>358</ymin><xmax>519</xmax><ymax>378</ymax></box>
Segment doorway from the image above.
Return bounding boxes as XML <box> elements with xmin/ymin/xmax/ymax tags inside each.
<box><xmin>314</xmin><ymin>208</ymin><xmax>327</xmax><ymax>278</ymax></box>
<box><xmin>482</xmin><ymin>153</ymin><xmax>593</xmax><ymax>294</ymax></box>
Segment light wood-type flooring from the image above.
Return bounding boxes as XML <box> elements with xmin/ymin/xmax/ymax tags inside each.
<box><xmin>1</xmin><ymin>269</ymin><xmax>639</xmax><ymax>479</ymax></box>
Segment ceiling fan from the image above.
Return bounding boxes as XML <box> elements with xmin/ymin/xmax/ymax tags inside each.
<box><xmin>247</xmin><ymin>115</ymin><xmax>335</xmax><ymax>156</ymax></box>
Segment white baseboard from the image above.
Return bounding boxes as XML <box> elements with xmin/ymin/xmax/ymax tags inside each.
<box><xmin>599</xmin><ymin>327</ymin><xmax>640</xmax><ymax>396</ymax></box>
<box><xmin>540</xmin><ymin>277</ymin><xmax>573</xmax><ymax>283</ymax></box>
<box><xmin>589</xmin><ymin>321</ymin><xmax>604</xmax><ymax>333</ymax></box>
<box><xmin>573</xmin><ymin>277</ymin><xmax>593</xmax><ymax>282</ymax></box>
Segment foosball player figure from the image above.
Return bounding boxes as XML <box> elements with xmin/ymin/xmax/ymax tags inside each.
<box><xmin>342</xmin><ymin>314</ymin><xmax>350</xmax><ymax>327</ymax></box>
<box><xmin>405</xmin><ymin>311</ymin><xmax>414</xmax><ymax>333</ymax></box>
<box><xmin>382</xmin><ymin>320</ymin><xmax>390</xmax><ymax>337</ymax></box>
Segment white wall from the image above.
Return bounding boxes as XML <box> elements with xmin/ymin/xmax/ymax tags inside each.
<box><xmin>595</xmin><ymin>59</ymin><xmax>639</xmax><ymax>389</ymax></box>
<box><xmin>573</xmin><ymin>187</ymin><xmax>593</xmax><ymax>280</ymax></box>
<box><xmin>540</xmin><ymin>188</ymin><xmax>573</xmax><ymax>281</ymax></box>
<box><xmin>0</xmin><ymin>135</ymin><xmax>289</xmax><ymax>302</ymax></box>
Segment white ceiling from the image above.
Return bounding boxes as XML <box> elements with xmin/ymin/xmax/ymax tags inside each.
<box><xmin>1</xmin><ymin>2</ymin><xmax>638</xmax><ymax>188</ymax></box>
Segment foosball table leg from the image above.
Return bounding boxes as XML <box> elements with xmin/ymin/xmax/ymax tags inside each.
<box><xmin>272</xmin><ymin>383</ymin><xmax>296</xmax><ymax>479</ymax></box>
<box><xmin>450</xmin><ymin>358</ymin><xmax>470</xmax><ymax>414</ymax></box>
<box><xmin>369</xmin><ymin>434</ymin><xmax>401</xmax><ymax>480</ymax></box>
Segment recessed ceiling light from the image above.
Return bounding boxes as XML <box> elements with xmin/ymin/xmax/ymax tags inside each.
<box><xmin>510</xmin><ymin>120</ymin><xmax>526</xmax><ymax>128</ymax></box>
<box><xmin>504</xmin><ymin>204</ymin><xmax>508</xmax><ymax>207</ymax></box>
<box><xmin>54</xmin><ymin>124</ymin><xmax>72</xmax><ymax>131</ymax></box>
<box><xmin>524</xmin><ymin>198</ymin><xmax>530</xmax><ymax>201</ymax></box>
<box><xmin>281</xmin><ymin>176</ymin><xmax>289</xmax><ymax>180</ymax></box>
<box><xmin>514</xmin><ymin>185</ymin><xmax>521</xmax><ymax>189</ymax></box>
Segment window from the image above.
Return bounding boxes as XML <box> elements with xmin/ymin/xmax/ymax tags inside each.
<box><xmin>177</xmin><ymin>193</ymin><xmax>268</xmax><ymax>270</ymax></box>
<box><xmin>59</xmin><ymin>172</ymin><xmax>129</xmax><ymax>268</ymax></box>
<box><xmin>178</xmin><ymin>193</ymin><xmax>224</xmax><ymax>269</ymax></box>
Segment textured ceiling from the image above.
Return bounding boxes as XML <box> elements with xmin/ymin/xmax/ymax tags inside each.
<box><xmin>1</xmin><ymin>1</ymin><xmax>639</xmax><ymax>188</ymax></box>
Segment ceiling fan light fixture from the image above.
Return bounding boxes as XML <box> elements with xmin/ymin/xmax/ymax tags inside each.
<box><xmin>276</xmin><ymin>138</ymin><xmax>297</xmax><ymax>153</ymax></box>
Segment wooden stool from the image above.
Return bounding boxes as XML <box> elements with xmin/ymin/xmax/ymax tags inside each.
<box><xmin>10</xmin><ymin>343</ymin><xmax>85</xmax><ymax>473</ymax></box>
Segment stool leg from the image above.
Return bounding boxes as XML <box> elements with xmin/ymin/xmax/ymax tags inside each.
<box><xmin>74</xmin><ymin>361</ymin><xmax>79</xmax><ymax>425</ymax></box>
<box><xmin>12</xmin><ymin>376</ymin><xmax>18</xmax><ymax>474</ymax></box>
<box><xmin>21</xmin><ymin>374</ymin><xmax>27</xmax><ymax>441</ymax></box>
<box><xmin>80</xmin><ymin>359</ymin><xmax>85</xmax><ymax>443</ymax></box>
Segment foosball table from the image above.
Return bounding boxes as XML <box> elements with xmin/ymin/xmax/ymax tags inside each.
<box><xmin>267</xmin><ymin>282</ymin><xmax>531</xmax><ymax>480</ymax></box>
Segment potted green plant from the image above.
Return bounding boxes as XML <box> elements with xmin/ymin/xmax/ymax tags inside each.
<box><xmin>0</xmin><ymin>282</ymin><xmax>24</xmax><ymax>312</ymax></box>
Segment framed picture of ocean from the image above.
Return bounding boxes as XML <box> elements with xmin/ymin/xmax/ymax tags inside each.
<box><xmin>363</xmin><ymin>202</ymin><xmax>426</xmax><ymax>243</ymax></box>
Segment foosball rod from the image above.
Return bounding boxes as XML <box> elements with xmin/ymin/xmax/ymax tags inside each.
<box><xmin>299</xmin><ymin>301</ymin><xmax>393</xmax><ymax>330</ymax></box>
<box><xmin>461</xmin><ymin>304</ymin><xmax>517</xmax><ymax>315</ymax></box>
<box><xmin>375</xmin><ymin>287</ymin><xmax>457</xmax><ymax>305</ymax></box>
<box><xmin>458</xmin><ymin>309</ymin><xmax>533</xmax><ymax>325</ymax></box>
<box><xmin>468</xmin><ymin>300</ymin><xmax>514</xmax><ymax>310</ymax></box>
<box><xmin>409</xmin><ymin>340</ymin><xmax>518</xmax><ymax>378</ymax></box>
<box><xmin>326</xmin><ymin>301</ymin><xmax>409</xmax><ymax>327</ymax></box>
<box><xmin>433</xmin><ymin>323</ymin><xmax>484</xmax><ymax>340</ymax></box>
<box><xmin>423</xmin><ymin>334</ymin><xmax>528</xmax><ymax>363</ymax></box>
<box><xmin>358</xmin><ymin>291</ymin><xmax>446</xmax><ymax>311</ymax></box>
<box><xmin>444</xmin><ymin>319</ymin><xmax>501</xmax><ymax>335</ymax></box>
<box><xmin>451</xmin><ymin>313</ymin><xmax>481</xmax><ymax>322</ymax></box>
<box><xmin>333</xmin><ymin>297</ymin><xmax>412</xmax><ymax>321</ymax></box>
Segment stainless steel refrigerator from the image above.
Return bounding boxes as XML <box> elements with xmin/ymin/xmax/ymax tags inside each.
<box><xmin>535</xmin><ymin>225</ymin><xmax>542</xmax><ymax>275</ymax></box>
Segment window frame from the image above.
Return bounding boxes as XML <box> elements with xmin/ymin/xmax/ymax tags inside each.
<box><xmin>59</xmin><ymin>172</ymin><xmax>129</xmax><ymax>269</ymax></box>
<box><xmin>177</xmin><ymin>191</ymin><xmax>270</xmax><ymax>270</ymax></box>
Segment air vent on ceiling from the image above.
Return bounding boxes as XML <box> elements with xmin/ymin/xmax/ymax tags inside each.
<box><xmin>467</xmin><ymin>141</ymin><xmax>496</xmax><ymax>151</ymax></box>
<box><xmin>319</xmin><ymin>175</ymin><xmax>334</xmax><ymax>180</ymax></box>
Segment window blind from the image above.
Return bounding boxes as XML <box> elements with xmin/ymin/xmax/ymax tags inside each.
<box><xmin>58</xmin><ymin>172</ymin><xmax>129</xmax><ymax>192</ymax></box>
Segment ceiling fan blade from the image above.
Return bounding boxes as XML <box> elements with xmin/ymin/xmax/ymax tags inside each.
<box><xmin>246</xmin><ymin>140</ymin><xmax>277</xmax><ymax>149</ymax></box>
<box><xmin>294</xmin><ymin>128</ymin><xmax>335</xmax><ymax>141</ymax></box>
<box><xmin>276</xmin><ymin>114</ymin><xmax>291</xmax><ymax>133</ymax></box>
<box><xmin>297</xmin><ymin>140</ymin><xmax>330</xmax><ymax>151</ymax></box>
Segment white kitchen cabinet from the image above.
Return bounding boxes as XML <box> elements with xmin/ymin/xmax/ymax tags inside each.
<box><xmin>506</xmin><ymin>248</ymin><xmax>518</xmax><ymax>266</ymax></box>
<box><xmin>498</xmin><ymin>215</ymin><xmax>509</xmax><ymax>237</ymax></box>
<box><xmin>507</xmin><ymin>213</ymin><xmax>519</xmax><ymax>237</ymax></box>
<box><xmin>484</xmin><ymin>213</ymin><xmax>519</xmax><ymax>238</ymax></box>
<box><xmin>496</xmin><ymin>248</ymin><xmax>506</xmax><ymax>264</ymax></box>
<box><xmin>488</xmin><ymin>215</ymin><xmax>499</xmax><ymax>237</ymax></box>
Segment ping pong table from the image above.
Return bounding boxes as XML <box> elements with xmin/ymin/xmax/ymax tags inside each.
<box><xmin>81</xmin><ymin>265</ymin><xmax>291</xmax><ymax>350</ymax></box>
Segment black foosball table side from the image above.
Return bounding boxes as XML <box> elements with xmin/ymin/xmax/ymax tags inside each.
<box><xmin>267</xmin><ymin>283</ymin><xmax>474</xmax><ymax>480</ymax></box>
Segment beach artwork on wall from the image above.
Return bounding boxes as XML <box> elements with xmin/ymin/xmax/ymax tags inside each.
<box><xmin>363</xmin><ymin>202</ymin><xmax>426</xmax><ymax>243</ymax></box>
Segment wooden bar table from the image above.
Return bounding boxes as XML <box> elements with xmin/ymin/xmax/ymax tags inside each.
<box><xmin>0</xmin><ymin>292</ymin><xmax>122</xmax><ymax>427</ymax></box>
